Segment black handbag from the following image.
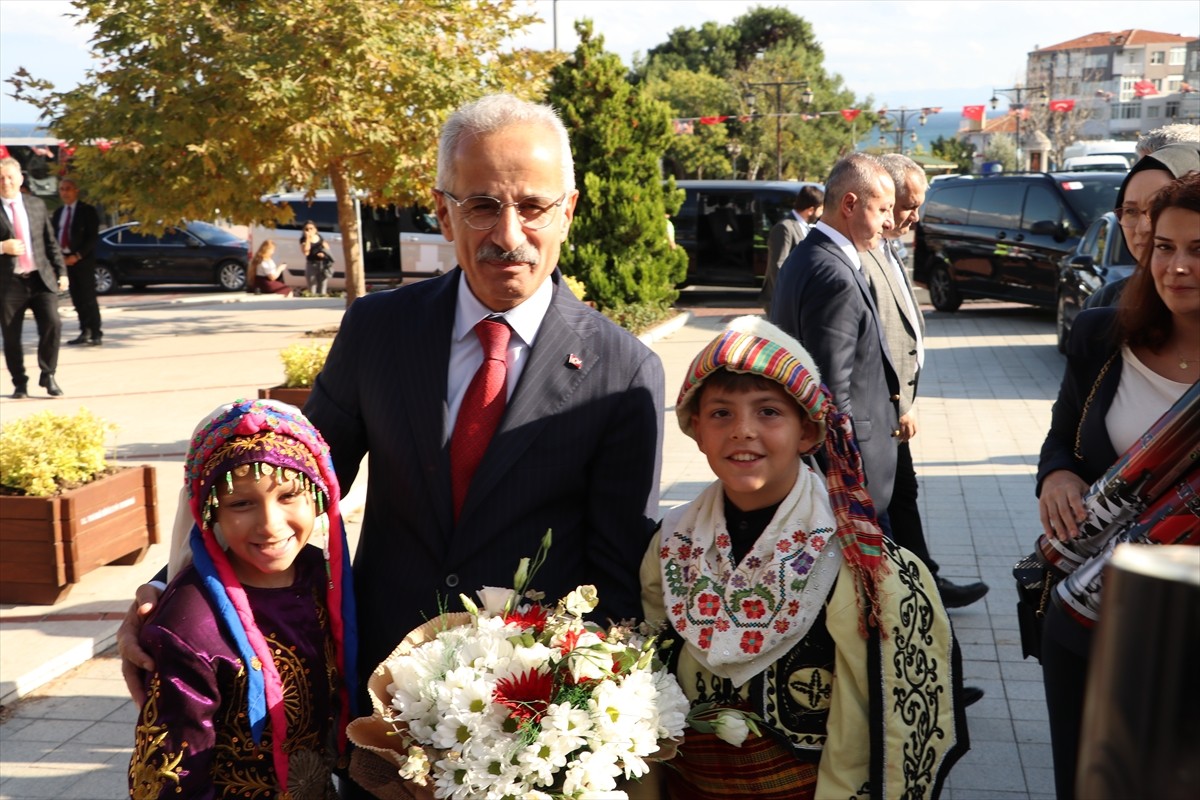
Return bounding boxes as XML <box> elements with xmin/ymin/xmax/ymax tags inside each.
<box><xmin>1013</xmin><ymin>552</ymin><xmax>1057</xmax><ymax>662</ymax></box>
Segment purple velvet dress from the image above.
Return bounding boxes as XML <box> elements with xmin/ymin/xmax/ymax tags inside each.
<box><xmin>129</xmin><ymin>546</ymin><xmax>343</xmax><ymax>799</ymax></box>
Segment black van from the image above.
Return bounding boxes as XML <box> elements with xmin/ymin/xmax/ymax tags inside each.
<box><xmin>673</xmin><ymin>180</ymin><xmax>824</xmax><ymax>287</ymax></box>
<box><xmin>912</xmin><ymin>172</ymin><xmax>1124</xmax><ymax>311</ymax></box>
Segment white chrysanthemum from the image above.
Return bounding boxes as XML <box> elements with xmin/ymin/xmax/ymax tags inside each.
<box><xmin>651</xmin><ymin>668</ymin><xmax>689</xmax><ymax>739</ymax></box>
<box><xmin>560</xmin><ymin>748</ymin><xmax>620</xmax><ymax>794</ymax></box>
<box><xmin>539</xmin><ymin>701</ymin><xmax>592</xmax><ymax>759</ymax></box>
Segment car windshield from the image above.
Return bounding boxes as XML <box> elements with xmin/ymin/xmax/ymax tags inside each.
<box><xmin>1057</xmin><ymin>176</ymin><xmax>1123</xmax><ymax>227</ymax></box>
<box><xmin>187</xmin><ymin>220</ymin><xmax>246</xmax><ymax>245</ymax></box>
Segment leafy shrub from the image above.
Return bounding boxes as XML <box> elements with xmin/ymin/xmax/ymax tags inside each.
<box><xmin>0</xmin><ymin>409</ymin><xmax>116</xmax><ymax>496</ymax></box>
<box><xmin>601</xmin><ymin>301</ymin><xmax>677</xmax><ymax>335</ymax></box>
<box><xmin>563</xmin><ymin>274</ymin><xmax>588</xmax><ymax>301</ymax></box>
<box><xmin>280</xmin><ymin>341</ymin><xmax>331</xmax><ymax>388</ymax></box>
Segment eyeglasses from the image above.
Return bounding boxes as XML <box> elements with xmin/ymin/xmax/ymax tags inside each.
<box><xmin>1114</xmin><ymin>205</ymin><xmax>1148</xmax><ymax>227</ymax></box>
<box><xmin>438</xmin><ymin>190</ymin><xmax>567</xmax><ymax>231</ymax></box>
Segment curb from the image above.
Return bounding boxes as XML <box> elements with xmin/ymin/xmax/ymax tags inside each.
<box><xmin>637</xmin><ymin>310</ymin><xmax>692</xmax><ymax>346</ymax></box>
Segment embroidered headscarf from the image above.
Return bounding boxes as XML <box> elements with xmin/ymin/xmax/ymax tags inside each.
<box><xmin>184</xmin><ymin>399</ymin><xmax>358</xmax><ymax>789</ymax></box>
<box><xmin>676</xmin><ymin>315</ymin><xmax>888</xmax><ymax>634</ymax></box>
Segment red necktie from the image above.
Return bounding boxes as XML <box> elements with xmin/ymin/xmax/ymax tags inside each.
<box><xmin>7</xmin><ymin>200</ymin><xmax>34</xmax><ymax>274</ymax></box>
<box><xmin>60</xmin><ymin>205</ymin><xmax>72</xmax><ymax>251</ymax></box>
<box><xmin>451</xmin><ymin>318</ymin><xmax>511</xmax><ymax>518</ymax></box>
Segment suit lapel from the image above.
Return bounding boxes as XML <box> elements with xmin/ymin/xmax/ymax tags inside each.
<box><xmin>405</xmin><ymin>272</ymin><xmax>459</xmax><ymax>534</ymax></box>
<box><xmin>456</xmin><ymin>276</ymin><xmax>593</xmax><ymax>528</ymax></box>
<box><xmin>812</xmin><ymin>230</ymin><xmax>898</xmax><ymax>377</ymax></box>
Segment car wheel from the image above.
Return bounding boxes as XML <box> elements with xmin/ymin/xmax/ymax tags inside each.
<box><xmin>217</xmin><ymin>261</ymin><xmax>247</xmax><ymax>292</ymax></box>
<box><xmin>1056</xmin><ymin>292</ymin><xmax>1070</xmax><ymax>354</ymax></box>
<box><xmin>94</xmin><ymin>264</ymin><xmax>117</xmax><ymax>295</ymax></box>
<box><xmin>928</xmin><ymin>264</ymin><xmax>962</xmax><ymax>312</ymax></box>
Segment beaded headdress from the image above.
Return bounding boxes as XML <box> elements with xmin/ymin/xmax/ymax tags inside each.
<box><xmin>184</xmin><ymin>399</ymin><xmax>358</xmax><ymax>787</ymax></box>
<box><xmin>677</xmin><ymin>316</ymin><xmax>888</xmax><ymax>632</ymax></box>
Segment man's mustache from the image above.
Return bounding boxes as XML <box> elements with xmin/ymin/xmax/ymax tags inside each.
<box><xmin>476</xmin><ymin>243</ymin><xmax>539</xmax><ymax>264</ymax></box>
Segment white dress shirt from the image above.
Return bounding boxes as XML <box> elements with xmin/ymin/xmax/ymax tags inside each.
<box><xmin>446</xmin><ymin>271</ymin><xmax>553</xmax><ymax>433</ymax></box>
<box><xmin>4</xmin><ymin>197</ymin><xmax>35</xmax><ymax>273</ymax></box>
<box><xmin>814</xmin><ymin>219</ymin><xmax>862</xmax><ymax>271</ymax></box>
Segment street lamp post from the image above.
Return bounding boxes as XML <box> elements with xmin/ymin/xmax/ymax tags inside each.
<box><xmin>990</xmin><ymin>85</ymin><xmax>1048</xmax><ymax>170</ymax></box>
<box><xmin>744</xmin><ymin>80</ymin><xmax>813</xmax><ymax>180</ymax></box>
<box><xmin>876</xmin><ymin>106</ymin><xmax>941</xmax><ymax>154</ymax></box>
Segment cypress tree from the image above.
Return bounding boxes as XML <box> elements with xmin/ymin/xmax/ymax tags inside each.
<box><xmin>547</xmin><ymin>20</ymin><xmax>688</xmax><ymax>312</ymax></box>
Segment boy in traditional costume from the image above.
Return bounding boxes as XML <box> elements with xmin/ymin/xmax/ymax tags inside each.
<box><xmin>641</xmin><ymin>317</ymin><xmax>969</xmax><ymax>799</ymax></box>
<box><xmin>129</xmin><ymin>400</ymin><xmax>357</xmax><ymax>799</ymax></box>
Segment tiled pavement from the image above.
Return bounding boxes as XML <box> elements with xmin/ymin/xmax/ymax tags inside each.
<box><xmin>1</xmin><ymin>292</ymin><xmax>1062</xmax><ymax>798</ymax></box>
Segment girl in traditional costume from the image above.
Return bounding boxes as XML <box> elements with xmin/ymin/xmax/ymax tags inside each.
<box><xmin>640</xmin><ymin>316</ymin><xmax>968</xmax><ymax>799</ymax></box>
<box><xmin>129</xmin><ymin>400</ymin><xmax>357</xmax><ymax>799</ymax></box>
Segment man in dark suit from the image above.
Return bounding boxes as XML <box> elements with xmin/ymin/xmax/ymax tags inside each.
<box><xmin>1</xmin><ymin>157</ymin><xmax>68</xmax><ymax>398</ymax></box>
<box><xmin>770</xmin><ymin>152</ymin><xmax>900</xmax><ymax>511</ymax></box>
<box><xmin>52</xmin><ymin>177</ymin><xmax>103</xmax><ymax>346</ymax></box>
<box><xmin>759</xmin><ymin>184</ymin><xmax>824</xmax><ymax>310</ymax></box>
<box><xmin>865</xmin><ymin>154</ymin><xmax>988</xmax><ymax>610</ymax></box>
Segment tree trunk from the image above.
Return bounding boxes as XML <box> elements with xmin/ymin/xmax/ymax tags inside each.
<box><xmin>330</xmin><ymin>163</ymin><xmax>365</xmax><ymax>305</ymax></box>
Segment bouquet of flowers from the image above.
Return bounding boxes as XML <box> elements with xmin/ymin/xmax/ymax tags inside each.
<box><xmin>347</xmin><ymin>536</ymin><xmax>689</xmax><ymax>800</ymax></box>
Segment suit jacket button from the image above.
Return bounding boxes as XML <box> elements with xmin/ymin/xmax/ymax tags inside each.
<box><xmin>890</xmin><ymin>393</ymin><xmax>900</xmax><ymax>402</ymax></box>
<box><xmin>445</xmin><ymin>574</ymin><xmax>460</xmax><ymax>588</ymax></box>
<box><xmin>892</xmin><ymin>429</ymin><xmax>902</xmax><ymax>438</ymax></box>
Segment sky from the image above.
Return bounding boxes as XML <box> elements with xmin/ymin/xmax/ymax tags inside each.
<box><xmin>0</xmin><ymin>0</ymin><xmax>1195</xmax><ymax>127</ymax></box>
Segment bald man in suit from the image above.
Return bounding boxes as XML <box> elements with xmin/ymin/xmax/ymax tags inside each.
<box><xmin>770</xmin><ymin>152</ymin><xmax>901</xmax><ymax>511</ymax></box>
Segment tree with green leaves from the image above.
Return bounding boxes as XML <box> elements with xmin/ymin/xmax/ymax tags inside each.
<box><xmin>931</xmin><ymin>135</ymin><xmax>977</xmax><ymax>174</ymax></box>
<box><xmin>7</xmin><ymin>0</ymin><xmax>557</xmax><ymax>304</ymax></box>
<box><xmin>547</xmin><ymin>20</ymin><xmax>687</xmax><ymax>314</ymax></box>
<box><xmin>982</xmin><ymin>133</ymin><xmax>1019</xmax><ymax>173</ymax></box>
<box><xmin>643</xmin><ymin>68</ymin><xmax>737</xmax><ymax>179</ymax></box>
<box><xmin>636</xmin><ymin>6</ymin><xmax>866</xmax><ymax>182</ymax></box>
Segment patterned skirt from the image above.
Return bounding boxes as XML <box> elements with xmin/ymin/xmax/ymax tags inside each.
<box><xmin>664</xmin><ymin>728</ymin><xmax>818</xmax><ymax>800</ymax></box>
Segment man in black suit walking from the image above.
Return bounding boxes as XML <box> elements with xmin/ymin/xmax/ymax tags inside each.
<box><xmin>770</xmin><ymin>152</ymin><xmax>901</xmax><ymax>511</ymax></box>
<box><xmin>1</xmin><ymin>156</ymin><xmax>68</xmax><ymax>397</ymax></box>
<box><xmin>52</xmin><ymin>177</ymin><xmax>102</xmax><ymax>346</ymax></box>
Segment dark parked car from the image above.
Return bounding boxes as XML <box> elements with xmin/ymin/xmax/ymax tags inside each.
<box><xmin>1055</xmin><ymin>210</ymin><xmax>1135</xmax><ymax>352</ymax></box>
<box><xmin>671</xmin><ymin>180</ymin><xmax>824</xmax><ymax>286</ymax></box>
<box><xmin>912</xmin><ymin>171</ymin><xmax>1124</xmax><ymax>311</ymax></box>
<box><xmin>94</xmin><ymin>221</ymin><xmax>250</xmax><ymax>294</ymax></box>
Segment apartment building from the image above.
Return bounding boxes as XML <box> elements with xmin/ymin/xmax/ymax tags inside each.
<box><xmin>1026</xmin><ymin>29</ymin><xmax>1199</xmax><ymax>139</ymax></box>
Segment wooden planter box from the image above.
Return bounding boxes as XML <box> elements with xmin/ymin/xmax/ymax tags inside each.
<box><xmin>258</xmin><ymin>386</ymin><xmax>312</xmax><ymax>408</ymax></box>
<box><xmin>0</xmin><ymin>465</ymin><xmax>159</xmax><ymax>605</ymax></box>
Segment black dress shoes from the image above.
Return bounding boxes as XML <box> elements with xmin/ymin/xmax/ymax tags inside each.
<box><xmin>12</xmin><ymin>383</ymin><xmax>28</xmax><ymax>399</ymax></box>
<box><xmin>85</xmin><ymin>337</ymin><xmax>102</xmax><ymax>347</ymax></box>
<box><xmin>67</xmin><ymin>334</ymin><xmax>92</xmax><ymax>345</ymax></box>
<box><xmin>936</xmin><ymin>576</ymin><xmax>990</xmax><ymax>608</ymax></box>
<box><xmin>963</xmin><ymin>686</ymin><xmax>984</xmax><ymax>707</ymax></box>
<box><xmin>38</xmin><ymin>373</ymin><xmax>64</xmax><ymax>397</ymax></box>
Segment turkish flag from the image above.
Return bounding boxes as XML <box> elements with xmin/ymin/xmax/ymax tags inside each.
<box><xmin>1048</xmin><ymin>99</ymin><xmax>1076</xmax><ymax>112</ymax></box>
<box><xmin>0</xmin><ymin>145</ymin><xmax>8</xmax><ymax>159</ymax></box>
<box><xmin>962</xmin><ymin>105</ymin><xmax>985</xmax><ymax>121</ymax></box>
<box><xmin>840</xmin><ymin>108</ymin><xmax>862</xmax><ymax>121</ymax></box>
<box><xmin>1134</xmin><ymin>80</ymin><xmax>1158</xmax><ymax>97</ymax></box>
<box><xmin>699</xmin><ymin>116</ymin><xmax>729</xmax><ymax>125</ymax></box>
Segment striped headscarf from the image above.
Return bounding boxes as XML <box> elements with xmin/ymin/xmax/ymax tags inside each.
<box><xmin>676</xmin><ymin>315</ymin><xmax>888</xmax><ymax>633</ymax></box>
<box><xmin>184</xmin><ymin>399</ymin><xmax>358</xmax><ymax>788</ymax></box>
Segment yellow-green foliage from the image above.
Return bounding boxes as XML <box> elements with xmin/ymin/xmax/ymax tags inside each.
<box><xmin>280</xmin><ymin>341</ymin><xmax>331</xmax><ymax>388</ymax></box>
<box><xmin>563</xmin><ymin>274</ymin><xmax>588</xmax><ymax>301</ymax></box>
<box><xmin>0</xmin><ymin>409</ymin><xmax>116</xmax><ymax>496</ymax></box>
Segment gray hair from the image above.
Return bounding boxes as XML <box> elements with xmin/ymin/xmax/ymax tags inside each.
<box><xmin>436</xmin><ymin>94</ymin><xmax>575</xmax><ymax>193</ymax></box>
<box><xmin>0</xmin><ymin>156</ymin><xmax>20</xmax><ymax>172</ymax></box>
<box><xmin>824</xmin><ymin>152</ymin><xmax>891</xmax><ymax>209</ymax></box>
<box><xmin>1137</xmin><ymin>123</ymin><xmax>1200</xmax><ymax>158</ymax></box>
<box><xmin>878</xmin><ymin>153</ymin><xmax>926</xmax><ymax>204</ymax></box>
